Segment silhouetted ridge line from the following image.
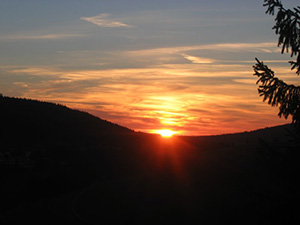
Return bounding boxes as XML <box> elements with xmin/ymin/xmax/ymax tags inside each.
<box><xmin>0</xmin><ymin>96</ymin><xmax>133</xmax><ymax>142</ymax></box>
<box><xmin>1</xmin><ymin>95</ymin><xmax>299</xmax><ymax>224</ymax></box>
<box><xmin>0</xmin><ymin>95</ymin><xmax>137</xmax><ymax>213</ymax></box>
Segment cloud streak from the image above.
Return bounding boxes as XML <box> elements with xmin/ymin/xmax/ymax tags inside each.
<box><xmin>81</xmin><ymin>13</ymin><xmax>134</xmax><ymax>28</ymax></box>
<box><xmin>2</xmin><ymin>61</ymin><xmax>289</xmax><ymax>136</ymax></box>
<box><xmin>126</xmin><ymin>42</ymin><xmax>278</xmax><ymax>55</ymax></box>
<box><xmin>182</xmin><ymin>54</ymin><xmax>215</xmax><ymax>64</ymax></box>
<box><xmin>0</xmin><ymin>34</ymin><xmax>83</xmax><ymax>41</ymax></box>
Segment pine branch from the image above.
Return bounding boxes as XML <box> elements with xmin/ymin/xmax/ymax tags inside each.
<box><xmin>253</xmin><ymin>58</ymin><xmax>300</xmax><ymax>125</ymax></box>
<box><xmin>264</xmin><ymin>0</ymin><xmax>300</xmax><ymax>74</ymax></box>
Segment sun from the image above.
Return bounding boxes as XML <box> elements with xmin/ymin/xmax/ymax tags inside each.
<box><xmin>155</xmin><ymin>129</ymin><xmax>177</xmax><ymax>138</ymax></box>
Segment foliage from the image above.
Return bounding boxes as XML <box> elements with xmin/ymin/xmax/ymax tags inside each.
<box><xmin>253</xmin><ymin>0</ymin><xmax>300</xmax><ymax>129</ymax></box>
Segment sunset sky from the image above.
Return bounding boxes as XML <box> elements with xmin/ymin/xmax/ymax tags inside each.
<box><xmin>0</xmin><ymin>0</ymin><xmax>298</xmax><ymax>135</ymax></box>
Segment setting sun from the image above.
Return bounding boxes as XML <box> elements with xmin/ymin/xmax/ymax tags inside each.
<box><xmin>155</xmin><ymin>129</ymin><xmax>177</xmax><ymax>138</ymax></box>
<box><xmin>0</xmin><ymin>0</ymin><xmax>290</xmax><ymax>137</ymax></box>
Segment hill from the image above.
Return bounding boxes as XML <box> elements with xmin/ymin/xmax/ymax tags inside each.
<box><xmin>1</xmin><ymin>95</ymin><xmax>299</xmax><ymax>224</ymax></box>
<box><xmin>0</xmin><ymin>95</ymin><xmax>132</xmax><ymax>141</ymax></box>
<box><xmin>0</xmin><ymin>96</ymin><xmax>138</xmax><ymax>218</ymax></box>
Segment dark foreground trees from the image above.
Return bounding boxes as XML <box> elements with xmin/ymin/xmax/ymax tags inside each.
<box><xmin>253</xmin><ymin>0</ymin><xmax>300</xmax><ymax>131</ymax></box>
<box><xmin>253</xmin><ymin>2</ymin><xmax>300</xmax><ymax>223</ymax></box>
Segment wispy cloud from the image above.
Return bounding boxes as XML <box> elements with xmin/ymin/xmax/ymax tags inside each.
<box><xmin>81</xmin><ymin>13</ymin><xmax>134</xmax><ymax>28</ymax></box>
<box><xmin>2</xmin><ymin>62</ymin><xmax>288</xmax><ymax>135</ymax></box>
<box><xmin>126</xmin><ymin>42</ymin><xmax>278</xmax><ymax>55</ymax></box>
<box><xmin>182</xmin><ymin>54</ymin><xmax>215</xmax><ymax>64</ymax></box>
<box><xmin>0</xmin><ymin>33</ymin><xmax>83</xmax><ymax>41</ymax></box>
<box><xmin>7</xmin><ymin>67</ymin><xmax>62</xmax><ymax>76</ymax></box>
<box><xmin>120</xmin><ymin>42</ymin><xmax>279</xmax><ymax>67</ymax></box>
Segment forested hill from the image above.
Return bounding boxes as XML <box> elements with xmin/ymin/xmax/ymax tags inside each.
<box><xmin>0</xmin><ymin>95</ymin><xmax>137</xmax><ymax>211</ymax></box>
<box><xmin>0</xmin><ymin>95</ymin><xmax>133</xmax><ymax>143</ymax></box>
<box><xmin>1</xmin><ymin>95</ymin><xmax>299</xmax><ymax>224</ymax></box>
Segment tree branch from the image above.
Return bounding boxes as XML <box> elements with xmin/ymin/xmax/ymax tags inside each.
<box><xmin>264</xmin><ymin>0</ymin><xmax>300</xmax><ymax>74</ymax></box>
<box><xmin>253</xmin><ymin>58</ymin><xmax>300</xmax><ymax>124</ymax></box>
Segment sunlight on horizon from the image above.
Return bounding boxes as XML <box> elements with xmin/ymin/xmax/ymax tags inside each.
<box><xmin>0</xmin><ymin>1</ymin><xmax>293</xmax><ymax>136</ymax></box>
<box><xmin>153</xmin><ymin>129</ymin><xmax>178</xmax><ymax>138</ymax></box>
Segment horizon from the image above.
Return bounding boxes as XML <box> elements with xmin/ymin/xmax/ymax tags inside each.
<box><xmin>0</xmin><ymin>94</ymin><xmax>290</xmax><ymax>138</ymax></box>
<box><xmin>0</xmin><ymin>0</ymin><xmax>297</xmax><ymax>135</ymax></box>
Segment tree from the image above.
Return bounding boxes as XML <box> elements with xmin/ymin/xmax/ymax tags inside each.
<box><xmin>253</xmin><ymin>0</ymin><xmax>300</xmax><ymax>131</ymax></box>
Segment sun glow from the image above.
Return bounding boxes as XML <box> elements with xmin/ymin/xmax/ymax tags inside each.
<box><xmin>154</xmin><ymin>129</ymin><xmax>177</xmax><ymax>138</ymax></box>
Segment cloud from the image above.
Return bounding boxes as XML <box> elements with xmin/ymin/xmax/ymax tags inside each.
<box><xmin>81</xmin><ymin>13</ymin><xmax>134</xmax><ymax>28</ymax></box>
<box><xmin>2</xmin><ymin>59</ymin><xmax>287</xmax><ymax>136</ymax></box>
<box><xmin>7</xmin><ymin>67</ymin><xmax>61</xmax><ymax>76</ymax></box>
<box><xmin>120</xmin><ymin>42</ymin><xmax>278</xmax><ymax>67</ymax></box>
<box><xmin>126</xmin><ymin>42</ymin><xmax>277</xmax><ymax>55</ymax></box>
<box><xmin>182</xmin><ymin>54</ymin><xmax>215</xmax><ymax>64</ymax></box>
<box><xmin>0</xmin><ymin>34</ymin><xmax>83</xmax><ymax>41</ymax></box>
<box><xmin>240</xmin><ymin>60</ymin><xmax>288</xmax><ymax>63</ymax></box>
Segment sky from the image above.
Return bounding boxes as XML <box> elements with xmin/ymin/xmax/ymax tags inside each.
<box><xmin>0</xmin><ymin>0</ymin><xmax>299</xmax><ymax>136</ymax></box>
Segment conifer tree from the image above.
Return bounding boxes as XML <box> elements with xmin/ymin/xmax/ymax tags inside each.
<box><xmin>254</xmin><ymin>0</ymin><xmax>300</xmax><ymax>131</ymax></box>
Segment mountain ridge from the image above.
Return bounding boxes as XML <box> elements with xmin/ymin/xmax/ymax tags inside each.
<box><xmin>1</xmin><ymin>95</ymin><xmax>299</xmax><ymax>224</ymax></box>
<box><xmin>0</xmin><ymin>94</ymin><xmax>293</xmax><ymax>138</ymax></box>
<box><xmin>0</xmin><ymin>95</ymin><xmax>133</xmax><ymax>142</ymax></box>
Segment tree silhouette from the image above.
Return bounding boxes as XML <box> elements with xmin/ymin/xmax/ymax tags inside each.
<box><xmin>254</xmin><ymin>0</ymin><xmax>300</xmax><ymax>131</ymax></box>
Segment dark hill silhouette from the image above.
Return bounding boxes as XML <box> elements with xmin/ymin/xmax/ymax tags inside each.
<box><xmin>0</xmin><ymin>96</ymin><xmax>132</xmax><ymax>142</ymax></box>
<box><xmin>1</xmin><ymin>95</ymin><xmax>299</xmax><ymax>224</ymax></box>
<box><xmin>0</xmin><ymin>96</ymin><xmax>138</xmax><ymax>221</ymax></box>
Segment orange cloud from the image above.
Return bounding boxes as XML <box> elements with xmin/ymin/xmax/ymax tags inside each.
<box><xmin>3</xmin><ymin>60</ymin><xmax>290</xmax><ymax>136</ymax></box>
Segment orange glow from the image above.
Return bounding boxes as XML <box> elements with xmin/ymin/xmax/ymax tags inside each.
<box><xmin>154</xmin><ymin>129</ymin><xmax>177</xmax><ymax>138</ymax></box>
<box><xmin>11</xmin><ymin>63</ymin><xmax>290</xmax><ymax>136</ymax></box>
